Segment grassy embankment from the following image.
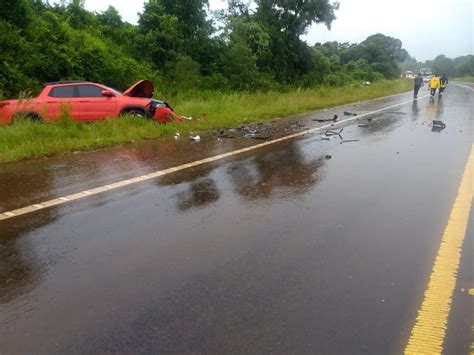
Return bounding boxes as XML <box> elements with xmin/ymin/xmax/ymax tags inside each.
<box><xmin>0</xmin><ymin>79</ymin><xmax>412</xmax><ymax>162</ymax></box>
<box><xmin>453</xmin><ymin>77</ymin><xmax>474</xmax><ymax>83</ymax></box>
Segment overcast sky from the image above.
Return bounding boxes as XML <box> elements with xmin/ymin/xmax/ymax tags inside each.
<box><xmin>52</xmin><ymin>0</ymin><xmax>472</xmax><ymax>61</ymax></box>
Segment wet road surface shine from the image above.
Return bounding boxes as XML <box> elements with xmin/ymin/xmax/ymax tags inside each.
<box><xmin>405</xmin><ymin>145</ymin><xmax>473</xmax><ymax>354</ymax></box>
<box><xmin>0</xmin><ymin>87</ymin><xmax>472</xmax><ymax>353</ymax></box>
<box><xmin>0</xmin><ymin>95</ymin><xmax>427</xmax><ymax>221</ymax></box>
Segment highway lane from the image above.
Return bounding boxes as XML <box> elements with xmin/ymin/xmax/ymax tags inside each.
<box><xmin>0</xmin><ymin>86</ymin><xmax>472</xmax><ymax>353</ymax></box>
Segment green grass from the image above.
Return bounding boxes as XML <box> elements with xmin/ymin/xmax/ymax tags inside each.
<box><xmin>453</xmin><ymin>77</ymin><xmax>474</xmax><ymax>83</ymax></box>
<box><xmin>0</xmin><ymin>79</ymin><xmax>412</xmax><ymax>162</ymax></box>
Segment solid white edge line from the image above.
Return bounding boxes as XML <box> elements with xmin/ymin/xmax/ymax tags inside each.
<box><xmin>451</xmin><ymin>82</ymin><xmax>474</xmax><ymax>91</ymax></box>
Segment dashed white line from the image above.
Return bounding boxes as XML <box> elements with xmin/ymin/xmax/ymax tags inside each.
<box><xmin>0</xmin><ymin>94</ymin><xmax>430</xmax><ymax>221</ymax></box>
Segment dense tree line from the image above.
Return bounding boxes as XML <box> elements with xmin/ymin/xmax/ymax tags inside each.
<box><xmin>400</xmin><ymin>54</ymin><xmax>474</xmax><ymax>78</ymax></box>
<box><xmin>2</xmin><ymin>0</ymin><xmax>460</xmax><ymax>100</ymax></box>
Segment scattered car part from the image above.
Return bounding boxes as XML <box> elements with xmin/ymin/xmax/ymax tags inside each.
<box><xmin>432</xmin><ymin>120</ymin><xmax>446</xmax><ymax>128</ymax></box>
<box><xmin>313</xmin><ymin>114</ymin><xmax>338</xmax><ymax>122</ymax></box>
<box><xmin>252</xmin><ymin>135</ymin><xmax>272</xmax><ymax>140</ymax></box>
<box><xmin>324</xmin><ymin>128</ymin><xmax>344</xmax><ymax>138</ymax></box>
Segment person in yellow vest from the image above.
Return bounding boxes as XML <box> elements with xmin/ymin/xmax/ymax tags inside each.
<box><xmin>439</xmin><ymin>74</ymin><xmax>449</xmax><ymax>96</ymax></box>
<box><xmin>428</xmin><ymin>75</ymin><xmax>440</xmax><ymax>98</ymax></box>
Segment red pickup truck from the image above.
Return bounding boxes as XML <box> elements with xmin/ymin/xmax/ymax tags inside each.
<box><xmin>0</xmin><ymin>80</ymin><xmax>185</xmax><ymax>124</ymax></box>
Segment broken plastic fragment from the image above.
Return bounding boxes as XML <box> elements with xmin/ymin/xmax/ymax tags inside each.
<box><xmin>344</xmin><ymin>111</ymin><xmax>357</xmax><ymax>116</ymax></box>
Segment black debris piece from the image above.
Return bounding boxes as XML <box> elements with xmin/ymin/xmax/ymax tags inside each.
<box><xmin>344</xmin><ymin>111</ymin><xmax>357</xmax><ymax>116</ymax></box>
<box><xmin>432</xmin><ymin>120</ymin><xmax>446</xmax><ymax>128</ymax></box>
<box><xmin>324</xmin><ymin>128</ymin><xmax>344</xmax><ymax>137</ymax></box>
<box><xmin>313</xmin><ymin>114</ymin><xmax>338</xmax><ymax>123</ymax></box>
<box><xmin>252</xmin><ymin>135</ymin><xmax>272</xmax><ymax>140</ymax></box>
<box><xmin>431</xmin><ymin>121</ymin><xmax>446</xmax><ymax>132</ymax></box>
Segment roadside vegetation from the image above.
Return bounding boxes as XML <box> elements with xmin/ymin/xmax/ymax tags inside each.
<box><xmin>2</xmin><ymin>0</ymin><xmax>415</xmax><ymax>100</ymax></box>
<box><xmin>1</xmin><ymin>1</ymin><xmax>471</xmax><ymax>162</ymax></box>
<box><xmin>453</xmin><ymin>77</ymin><xmax>474</xmax><ymax>83</ymax></box>
<box><xmin>0</xmin><ymin>79</ymin><xmax>411</xmax><ymax>162</ymax></box>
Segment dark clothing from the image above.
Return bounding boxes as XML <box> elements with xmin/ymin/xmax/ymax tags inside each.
<box><xmin>414</xmin><ymin>75</ymin><xmax>424</xmax><ymax>87</ymax></box>
<box><xmin>414</xmin><ymin>85</ymin><xmax>422</xmax><ymax>98</ymax></box>
<box><xmin>440</xmin><ymin>76</ymin><xmax>448</xmax><ymax>87</ymax></box>
<box><xmin>413</xmin><ymin>75</ymin><xmax>423</xmax><ymax>98</ymax></box>
<box><xmin>430</xmin><ymin>88</ymin><xmax>437</xmax><ymax>96</ymax></box>
<box><xmin>439</xmin><ymin>75</ymin><xmax>448</xmax><ymax>96</ymax></box>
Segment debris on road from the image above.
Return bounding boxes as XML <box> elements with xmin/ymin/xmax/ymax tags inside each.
<box><xmin>341</xmin><ymin>139</ymin><xmax>360</xmax><ymax>143</ymax></box>
<box><xmin>358</xmin><ymin>124</ymin><xmax>369</xmax><ymax>127</ymax></box>
<box><xmin>431</xmin><ymin>120</ymin><xmax>446</xmax><ymax>132</ymax></box>
<box><xmin>344</xmin><ymin>111</ymin><xmax>357</xmax><ymax>116</ymax></box>
<box><xmin>214</xmin><ymin>122</ymin><xmax>276</xmax><ymax>141</ymax></box>
<box><xmin>312</xmin><ymin>115</ymin><xmax>338</xmax><ymax>122</ymax></box>
<box><xmin>432</xmin><ymin>120</ymin><xmax>446</xmax><ymax>128</ymax></box>
<box><xmin>190</xmin><ymin>134</ymin><xmax>201</xmax><ymax>141</ymax></box>
<box><xmin>320</xmin><ymin>128</ymin><xmax>344</xmax><ymax>141</ymax></box>
<box><xmin>174</xmin><ymin>133</ymin><xmax>181</xmax><ymax>139</ymax></box>
<box><xmin>325</xmin><ymin>155</ymin><xmax>332</xmax><ymax>160</ymax></box>
<box><xmin>325</xmin><ymin>128</ymin><xmax>344</xmax><ymax>137</ymax></box>
<box><xmin>252</xmin><ymin>134</ymin><xmax>272</xmax><ymax>140</ymax></box>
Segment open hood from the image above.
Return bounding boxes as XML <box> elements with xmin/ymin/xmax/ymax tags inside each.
<box><xmin>124</xmin><ymin>80</ymin><xmax>154</xmax><ymax>98</ymax></box>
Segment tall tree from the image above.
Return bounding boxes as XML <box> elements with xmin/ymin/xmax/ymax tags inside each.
<box><xmin>0</xmin><ymin>0</ymin><xmax>32</xmax><ymax>29</ymax></box>
<box><xmin>355</xmin><ymin>34</ymin><xmax>407</xmax><ymax>78</ymax></box>
<box><xmin>138</xmin><ymin>1</ymin><xmax>181</xmax><ymax>68</ymax></box>
<box><xmin>432</xmin><ymin>54</ymin><xmax>456</xmax><ymax>77</ymax></box>
<box><xmin>139</xmin><ymin>0</ymin><xmax>217</xmax><ymax>73</ymax></box>
<box><xmin>253</xmin><ymin>0</ymin><xmax>339</xmax><ymax>82</ymax></box>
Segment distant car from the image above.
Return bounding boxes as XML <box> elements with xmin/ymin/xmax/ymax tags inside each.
<box><xmin>0</xmin><ymin>80</ymin><xmax>185</xmax><ymax>125</ymax></box>
<box><xmin>419</xmin><ymin>68</ymin><xmax>433</xmax><ymax>83</ymax></box>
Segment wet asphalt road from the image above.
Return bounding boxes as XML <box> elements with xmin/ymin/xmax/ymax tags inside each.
<box><xmin>0</xmin><ymin>85</ymin><xmax>473</xmax><ymax>353</ymax></box>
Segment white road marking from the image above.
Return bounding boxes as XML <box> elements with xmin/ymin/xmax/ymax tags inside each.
<box><xmin>452</xmin><ymin>82</ymin><xmax>474</xmax><ymax>91</ymax></box>
<box><xmin>0</xmin><ymin>94</ymin><xmax>429</xmax><ymax>221</ymax></box>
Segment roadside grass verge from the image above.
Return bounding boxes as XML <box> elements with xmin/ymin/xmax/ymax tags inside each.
<box><xmin>0</xmin><ymin>79</ymin><xmax>412</xmax><ymax>162</ymax></box>
<box><xmin>453</xmin><ymin>77</ymin><xmax>474</xmax><ymax>83</ymax></box>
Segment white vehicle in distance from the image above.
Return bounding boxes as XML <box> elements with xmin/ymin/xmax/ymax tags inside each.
<box><xmin>420</xmin><ymin>68</ymin><xmax>433</xmax><ymax>82</ymax></box>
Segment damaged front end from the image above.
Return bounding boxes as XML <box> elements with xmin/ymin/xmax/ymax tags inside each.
<box><xmin>146</xmin><ymin>99</ymin><xmax>172</xmax><ymax>116</ymax></box>
<box><xmin>147</xmin><ymin>99</ymin><xmax>186</xmax><ymax>123</ymax></box>
<box><xmin>126</xmin><ymin>80</ymin><xmax>188</xmax><ymax>123</ymax></box>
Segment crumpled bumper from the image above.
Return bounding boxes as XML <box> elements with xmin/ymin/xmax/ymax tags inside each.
<box><xmin>152</xmin><ymin>107</ymin><xmax>185</xmax><ymax>123</ymax></box>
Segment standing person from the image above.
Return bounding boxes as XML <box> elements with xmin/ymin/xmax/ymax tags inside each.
<box><xmin>428</xmin><ymin>74</ymin><xmax>440</xmax><ymax>98</ymax></box>
<box><xmin>413</xmin><ymin>73</ymin><xmax>424</xmax><ymax>98</ymax></box>
<box><xmin>439</xmin><ymin>74</ymin><xmax>448</xmax><ymax>96</ymax></box>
